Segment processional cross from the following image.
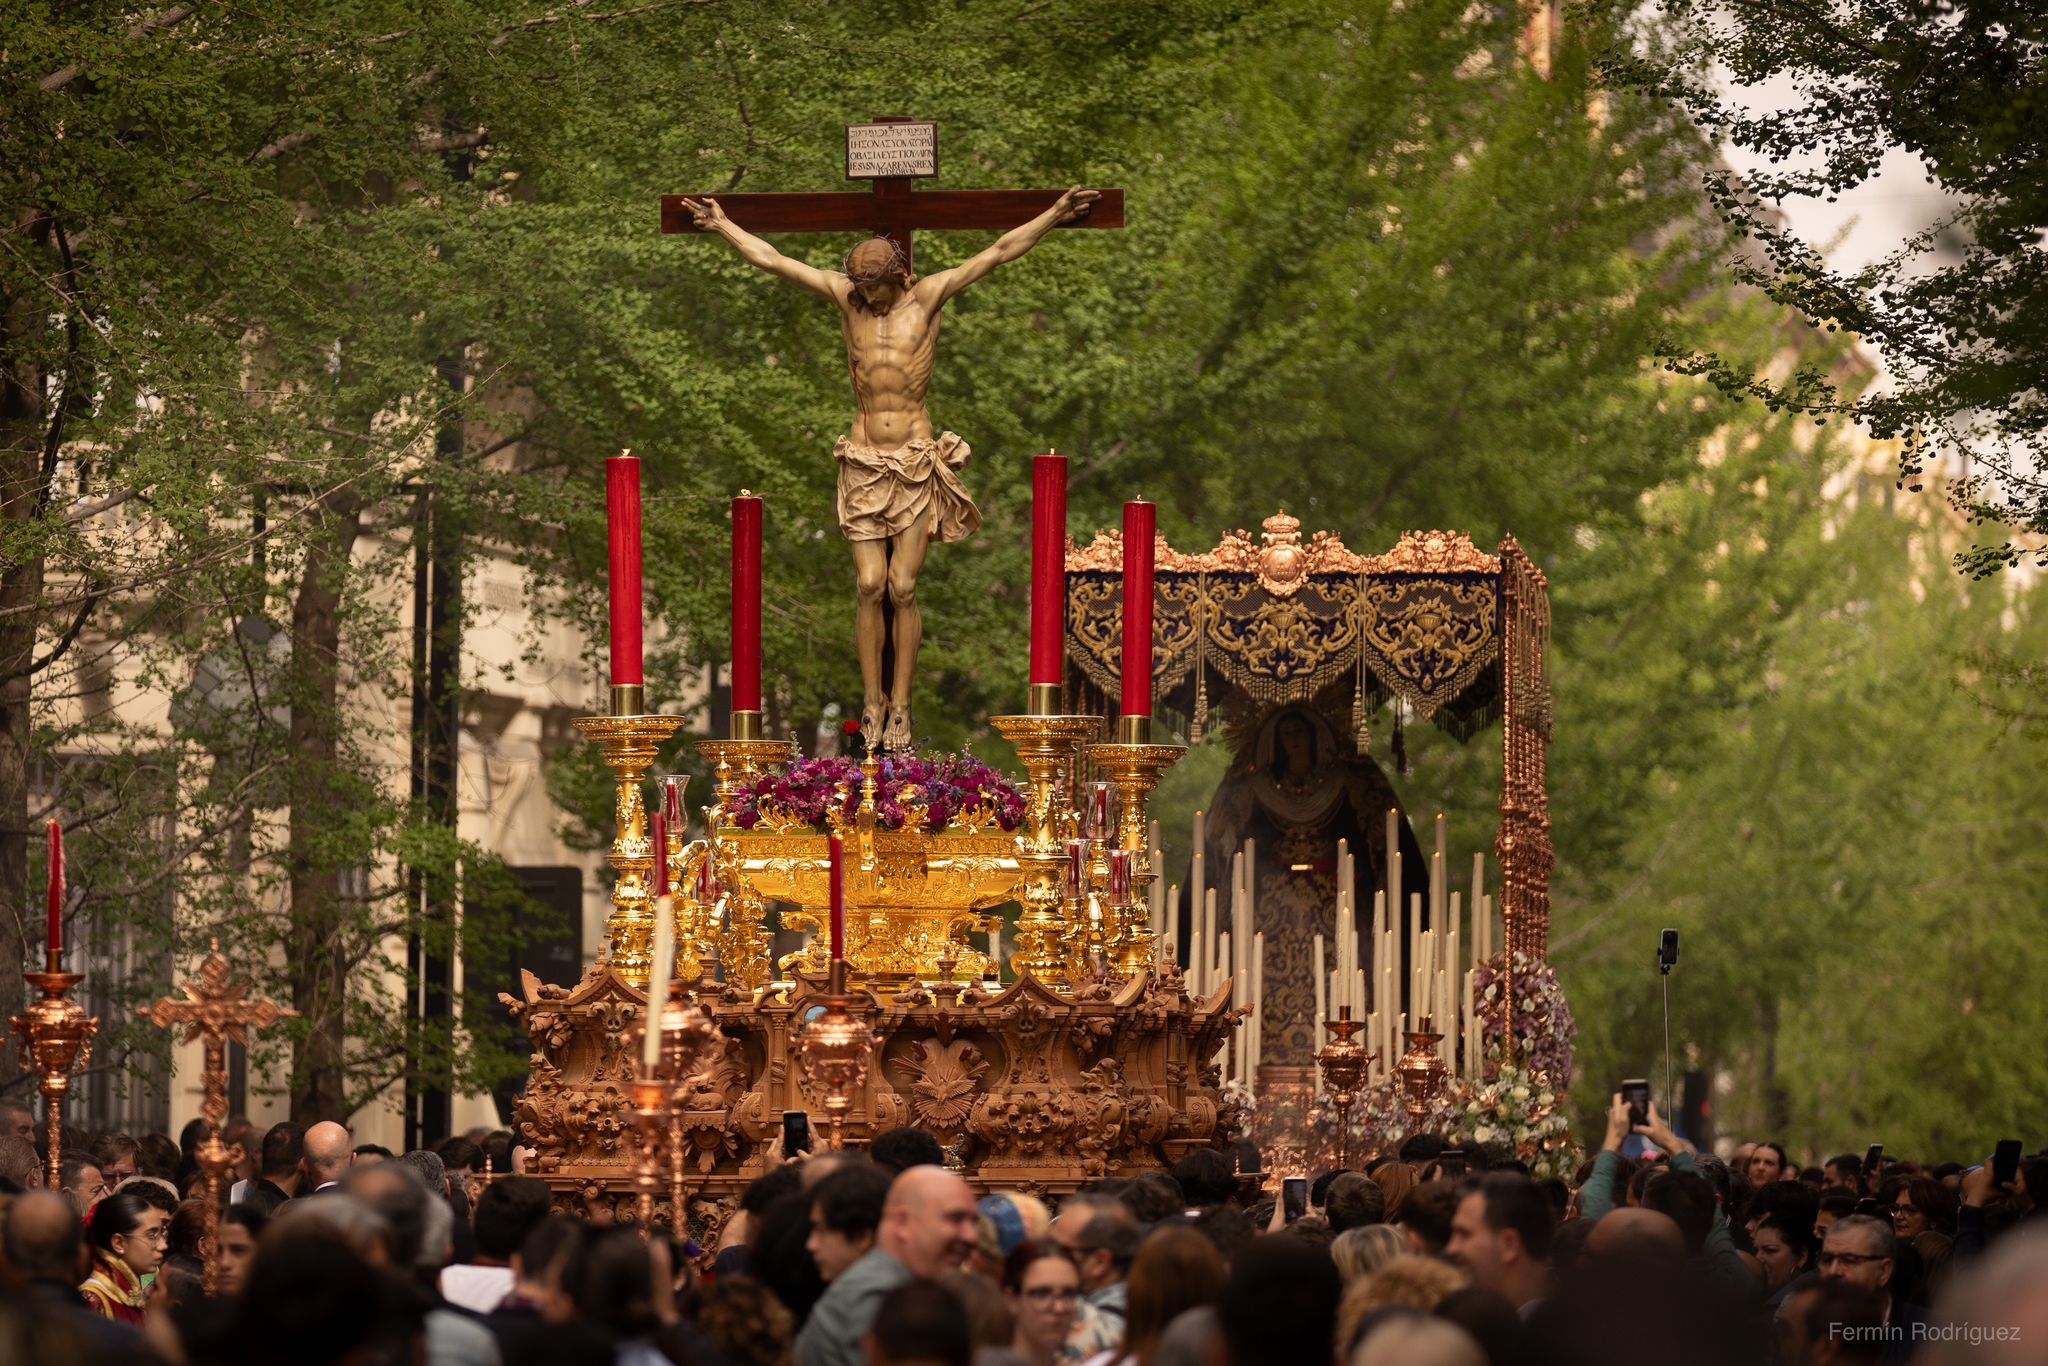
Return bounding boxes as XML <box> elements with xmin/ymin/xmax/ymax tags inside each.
<box><xmin>664</xmin><ymin>119</ymin><xmax>1124</xmax><ymax>752</ymax></box>
<box><xmin>140</xmin><ymin>942</ymin><xmax>295</xmax><ymax>1293</ymax></box>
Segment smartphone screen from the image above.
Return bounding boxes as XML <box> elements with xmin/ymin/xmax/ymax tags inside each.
<box><xmin>1282</xmin><ymin>1177</ymin><xmax>1308</xmax><ymax>1223</ymax></box>
<box><xmin>783</xmin><ymin>1110</ymin><xmax>811</xmax><ymax>1155</ymax></box>
<box><xmin>1993</xmin><ymin>1139</ymin><xmax>2022</xmax><ymax>1188</ymax></box>
<box><xmin>1621</xmin><ymin>1079</ymin><xmax>1650</xmax><ymax>1129</ymax></box>
<box><xmin>1864</xmin><ymin>1143</ymin><xmax>1883</xmax><ymax>1180</ymax></box>
<box><xmin>1438</xmin><ymin>1148</ymin><xmax>1468</xmax><ymax>1178</ymax></box>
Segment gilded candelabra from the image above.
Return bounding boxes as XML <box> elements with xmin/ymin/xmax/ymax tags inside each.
<box><xmin>1085</xmin><ymin>721</ymin><xmax>1184</xmax><ymax>975</ymax></box>
<box><xmin>696</xmin><ymin>730</ymin><xmax>798</xmax><ymax>992</ymax></box>
<box><xmin>138</xmin><ymin>941</ymin><xmax>294</xmax><ymax>1293</ymax></box>
<box><xmin>1397</xmin><ymin>1016</ymin><xmax>1452</xmax><ymax>1122</ymax></box>
<box><xmin>793</xmin><ymin>962</ymin><xmax>877</xmax><ymax>1151</ymax></box>
<box><xmin>574</xmin><ymin>710</ymin><xmax>687</xmax><ymax>987</ymax></box>
<box><xmin>10</xmin><ymin>954</ymin><xmax>98</xmax><ymax>1191</ymax></box>
<box><xmin>1316</xmin><ymin>1006</ymin><xmax>1371</xmax><ymax>1169</ymax></box>
<box><xmin>988</xmin><ymin>711</ymin><xmax>1102</xmax><ymax>985</ymax></box>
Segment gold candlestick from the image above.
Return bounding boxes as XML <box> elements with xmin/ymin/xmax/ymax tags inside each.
<box><xmin>138</xmin><ymin>941</ymin><xmax>294</xmax><ymax>1294</ymax></box>
<box><xmin>574</xmin><ymin>712</ymin><xmax>687</xmax><ymax>986</ymax></box>
<box><xmin>989</xmin><ymin>713</ymin><xmax>1102</xmax><ymax>985</ymax></box>
<box><xmin>697</xmin><ymin>734</ymin><xmax>798</xmax><ymax>991</ymax></box>
<box><xmin>793</xmin><ymin>962</ymin><xmax>876</xmax><ymax>1151</ymax></box>
<box><xmin>1316</xmin><ymin>1006</ymin><xmax>1371</xmax><ymax>1170</ymax></box>
<box><xmin>11</xmin><ymin>957</ymin><xmax>98</xmax><ymax>1192</ymax></box>
<box><xmin>1397</xmin><ymin>1016</ymin><xmax>1452</xmax><ymax>1123</ymax></box>
<box><xmin>1084</xmin><ymin>729</ymin><xmax>1184</xmax><ymax>975</ymax></box>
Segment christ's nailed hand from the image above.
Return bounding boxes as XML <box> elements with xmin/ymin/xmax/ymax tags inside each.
<box><xmin>679</xmin><ymin>196</ymin><xmax>726</xmax><ymax>229</ymax></box>
<box><xmin>1054</xmin><ymin>187</ymin><xmax>1102</xmax><ymax>223</ymax></box>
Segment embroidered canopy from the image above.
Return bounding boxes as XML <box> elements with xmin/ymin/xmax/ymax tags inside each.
<box><xmin>1063</xmin><ymin>515</ymin><xmax>1553</xmax><ymax>960</ymax></box>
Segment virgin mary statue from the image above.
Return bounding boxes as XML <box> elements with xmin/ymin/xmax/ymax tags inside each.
<box><xmin>1201</xmin><ymin>703</ymin><xmax>1427</xmax><ymax>1068</ymax></box>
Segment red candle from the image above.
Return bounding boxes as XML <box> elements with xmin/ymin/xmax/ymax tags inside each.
<box><xmin>1121</xmin><ymin>500</ymin><xmax>1156</xmax><ymax>719</ymax></box>
<box><xmin>650</xmin><ymin>811</ymin><xmax>669</xmax><ymax>899</ymax></box>
<box><xmin>46</xmin><ymin>819</ymin><xmax>63</xmax><ymax>963</ymax></box>
<box><xmin>662</xmin><ymin>776</ymin><xmax>687</xmax><ymax>838</ymax></box>
<box><xmin>731</xmin><ymin>492</ymin><xmax>763</xmax><ymax>714</ymax></box>
<box><xmin>1087</xmin><ymin>782</ymin><xmax>1114</xmax><ymax>841</ymax></box>
<box><xmin>1108</xmin><ymin>849</ymin><xmax>1135</xmax><ymax>906</ymax></box>
<box><xmin>1065</xmin><ymin>837</ymin><xmax>1091</xmax><ymax>901</ymax></box>
<box><xmin>606</xmin><ymin>453</ymin><xmax>644</xmax><ymax>687</ymax></box>
<box><xmin>828</xmin><ymin>834</ymin><xmax>847</xmax><ymax>961</ymax></box>
<box><xmin>1030</xmin><ymin>454</ymin><xmax>1069</xmax><ymax>689</ymax></box>
<box><xmin>696</xmin><ymin>851</ymin><xmax>721</xmax><ymax>906</ymax></box>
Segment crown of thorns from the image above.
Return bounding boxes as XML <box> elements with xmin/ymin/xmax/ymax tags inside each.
<box><xmin>844</xmin><ymin>237</ymin><xmax>912</xmax><ymax>283</ymax></box>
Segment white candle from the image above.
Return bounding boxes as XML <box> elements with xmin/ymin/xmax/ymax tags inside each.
<box><xmin>1196</xmin><ymin>888</ymin><xmax>1212</xmax><ymax>995</ymax></box>
<box><xmin>1313</xmin><ymin>934</ymin><xmax>1327</xmax><ymax>1040</ymax></box>
<box><xmin>1446</xmin><ymin>893</ymin><xmax>1462</xmax><ymax>1064</ymax></box>
<box><xmin>1464</xmin><ymin>967</ymin><xmax>1480</xmax><ymax>1079</ymax></box>
<box><xmin>1385</xmin><ymin>807</ymin><xmax>1401</xmax><ymax>913</ymax></box>
<box><xmin>1436</xmin><ymin>968</ymin><xmax>1450</xmax><ymax>1060</ymax></box>
<box><xmin>1191</xmin><ymin>809</ymin><xmax>1207</xmax><ymax>962</ymax></box>
<box><xmin>1252</xmin><ymin>931</ymin><xmax>1265</xmax><ymax>1082</ymax></box>
<box><xmin>644</xmin><ymin>892</ymin><xmax>674</xmax><ymax>1072</ymax></box>
<box><xmin>1166</xmin><ymin>883</ymin><xmax>1181</xmax><ymax>967</ymax></box>
<box><xmin>1409</xmin><ymin>895</ymin><xmax>1422</xmax><ymax>1022</ymax></box>
<box><xmin>1470</xmin><ymin>852</ymin><xmax>1487</xmax><ymax>965</ymax></box>
<box><xmin>1147</xmin><ymin>819</ymin><xmax>1163</xmax><ymax>934</ymax></box>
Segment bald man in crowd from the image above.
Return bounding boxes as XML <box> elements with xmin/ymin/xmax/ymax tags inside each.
<box><xmin>796</xmin><ymin>1165</ymin><xmax>981</xmax><ymax>1366</ymax></box>
<box><xmin>303</xmin><ymin>1121</ymin><xmax>354</xmax><ymax>1194</ymax></box>
<box><xmin>4</xmin><ymin>1189</ymin><xmax>143</xmax><ymax>1355</ymax></box>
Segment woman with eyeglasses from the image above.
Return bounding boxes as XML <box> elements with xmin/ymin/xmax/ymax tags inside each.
<box><xmin>80</xmin><ymin>1189</ymin><xmax>170</xmax><ymax>1325</ymax></box>
<box><xmin>1002</xmin><ymin>1240</ymin><xmax>1083</xmax><ymax>1366</ymax></box>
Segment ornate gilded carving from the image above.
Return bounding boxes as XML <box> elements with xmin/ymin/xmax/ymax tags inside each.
<box><xmin>1359</xmin><ymin>529</ymin><xmax>1501</xmax><ymax>576</ymax></box>
<box><xmin>1064</xmin><ymin>512</ymin><xmax>1370</xmax><ymax>591</ymax></box>
<box><xmin>507</xmin><ymin>960</ymin><xmax>1244</xmax><ymax>1208</ymax></box>
<box><xmin>893</xmin><ymin>1038</ymin><xmax>989</xmax><ymax>1132</ymax></box>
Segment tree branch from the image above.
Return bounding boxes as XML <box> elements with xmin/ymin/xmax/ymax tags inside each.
<box><xmin>39</xmin><ymin>7</ymin><xmax>197</xmax><ymax>93</ymax></box>
<box><xmin>21</xmin><ymin>583</ymin><xmax>103</xmax><ymax>679</ymax></box>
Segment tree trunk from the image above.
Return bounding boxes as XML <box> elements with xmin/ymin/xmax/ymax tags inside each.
<box><xmin>287</xmin><ymin>494</ymin><xmax>360</xmax><ymax>1123</ymax></box>
<box><xmin>0</xmin><ymin>223</ymin><xmax>52</xmax><ymax>1088</ymax></box>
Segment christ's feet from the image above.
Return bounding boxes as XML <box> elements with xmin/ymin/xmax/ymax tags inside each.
<box><xmin>882</xmin><ymin>705</ymin><xmax>913</xmax><ymax>753</ymax></box>
<box><xmin>860</xmin><ymin>700</ymin><xmax>885</xmax><ymax>751</ymax></box>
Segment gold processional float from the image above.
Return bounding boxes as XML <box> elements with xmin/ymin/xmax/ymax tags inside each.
<box><xmin>505</xmin><ymin>460</ymin><xmax>1560</xmax><ymax>1234</ymax></box>
<box><xmin>506</xmin><ymin>460</ymin><xmax>1245</xmax><ymax>1233</ymax></box>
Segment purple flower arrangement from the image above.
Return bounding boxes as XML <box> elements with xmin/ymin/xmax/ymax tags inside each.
<box><xmin>731</xmin><ymin>753</ymin><xmax>1027</xmax><ymax>834</ymax></box>
<box><xmin>1473</xmin><ymin>951</ymin><xmax>1577</xmax><ymax>1086</ymax></box>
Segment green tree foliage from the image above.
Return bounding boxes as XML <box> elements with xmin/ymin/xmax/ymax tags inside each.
<box><xmin>1600</xmin><ymin>1</ymin><xmax>2048</xmax><ymax>576</ymax></box>
<box><xmin>1548</xmin><ymin>302</ymin><xmax>2048</xmax><ymax>1157</ymax></box>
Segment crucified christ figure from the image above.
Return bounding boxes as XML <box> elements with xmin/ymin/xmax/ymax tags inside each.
<box><xmin>678</xmin><ymin>188</ymin><xmax>1101</xmax><ymax>752</ymax></box>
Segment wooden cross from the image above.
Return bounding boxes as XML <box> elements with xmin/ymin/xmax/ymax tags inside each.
<box><xmin>140</xmin><ymin>941</ymin><xmax>294</xmax><ymax>1292</ymax></box>
<box><xmin>661</xmin><ymin>117</ymin><xmax>1125</xmax><ymax>275</ymax></box>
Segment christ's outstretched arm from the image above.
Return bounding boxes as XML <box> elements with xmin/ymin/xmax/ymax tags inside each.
<box><xmin>920</xmin><ymin>187</ymin><xmax>1100</xmax><ymax>307</ymax></box>
<box><xmin>678</xmin><ymin>196</ymin><xmax>845</xmax><ymax>299</ymax></box>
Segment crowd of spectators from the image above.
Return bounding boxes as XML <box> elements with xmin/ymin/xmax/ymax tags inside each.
<box><xmin>0</xmin><ymin>1093</ymin><xmax>2042</xmax><ymax>1366</ymax></box>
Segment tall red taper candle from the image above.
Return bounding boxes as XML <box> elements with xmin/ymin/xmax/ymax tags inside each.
<box><xmin>1030</xmin><ymin>454</ymin><xmax>1069</xmax><ymax>690</ymax></box>
<box><xmin>45</xmin><ymin>818</ymin><xmax>63</xmax><ymax>964</ymax></box>
<box><xmin>650</xmin><ymin>811</ymin><xmax>669</xmax><ymax>898</ymax></box>
<box><xmin>606</xmin><ymin>453</ymin><xmax>644</xmax><ymax>686</ymax></box>
<box><xmin>1120</xmin><ymin>500</ymin><xmax>1156</xmax><ymax>718</ymax></box>
<box><xmin>828</xmin><ymin>834</ymin><xmax>846</xmax><ymax>961</ymax></box>
<box><xmin>731</xmin><ymin>492</ymin><xmax>763</xmax><ymax>714</ymax></box>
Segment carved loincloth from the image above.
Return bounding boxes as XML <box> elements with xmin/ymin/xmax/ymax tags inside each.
<box><xmin>832</xmin><ymin>431</ymin><xmax>982</xmax><ymax>544</ymax></box>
